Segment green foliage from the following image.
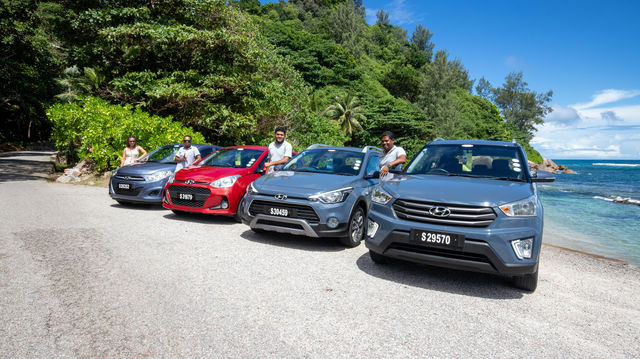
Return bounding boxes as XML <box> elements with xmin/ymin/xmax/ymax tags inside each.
<box><xmin>47</xmin><ymin>96</ymin><xmax>206</xmax><ymax>171</ymax></box>
<box><xmin>321</xmin><ymin>93</ymin><xmax>366</xmax><ymax>136</ymax></box>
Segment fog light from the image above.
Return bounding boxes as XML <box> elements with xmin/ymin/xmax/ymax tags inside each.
<box><xmin>221</xmin><ymin>199</ymin><xmax>229</xmax><ymax>209</ymax></box>
<box><xmin>511</xmin><ymin>238</ymin><xmax>534</xmax><ymax>259</ymax></box>
<box><xmin>327</xmin><ymin>217</ymin><xmax>339</xmax><ymax>228</ymax></box>
<box><xmin>367</xmin><ymin>219</ymin><xmax>379</xmax><ymax>238</ymax></box>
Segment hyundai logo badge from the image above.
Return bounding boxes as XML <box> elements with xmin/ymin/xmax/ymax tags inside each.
<box><xmin>185</xmin><ymin>179</ymin><xmax>195</xmax><ymax>185</ymax></box>
<box><xmin>275</xmin><ymin>194</ymin><xmax>287</xmax><ymax>200</ymax></box>
<box><xmin>429</xmin><ymin>206</ymin><xmax>451</xmax><ymax>217</ymax></box>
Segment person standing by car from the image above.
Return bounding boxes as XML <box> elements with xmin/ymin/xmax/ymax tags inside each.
<box><xmin>120</xmin><ymin>136</ymin><xmax>148</xmax><ymax>167</ymax></box>
<box><xmin>174</xmin><ymin>135</ymin><xmax>201</xmax><ymax>171</ymax></box>
<box><xmin>264</xmin><ymin>126</ymin><xmax>292</xmax><ymax>174</ymax></box>
<box><xmin>379</xmin><ymin>131</ymin><xmax>407</xmax><ymax>177</ymax></box>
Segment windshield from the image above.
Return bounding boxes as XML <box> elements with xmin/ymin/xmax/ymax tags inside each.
<box><xmin>405</xmin><ymin>144</ymin><xmax>527</xmax><ymax>181</ymax></box>
<box><xmin>284</xmin><ymin>149</ymin><xmax>364</xmax><ymax>176</ymax></box>
<box><xmin>144</xmin><ymin>145</ymin><xmax>181</xmax><ymax>163</ymax></box>
<box><xmin>199</xmin><ymin>148</ymin><xmax>264</xmax><ymax>168</ymax></box>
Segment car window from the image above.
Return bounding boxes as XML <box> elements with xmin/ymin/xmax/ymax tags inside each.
<box><xmin>284</xmin><ymin>149</ymin><xmax>364</xmax><ymax>176</ymax></box>
<box><xmin>200</xmin><ymin>148</ymin><xmax>264</xmax><ymax>168</ymax></box>
<box><xmin>406</xmin><ymin>144</ymin><xmax>526</xmax><ymax>180</ymax></box>
<box><xmin>198</xmin><ymin>146</ymin><xmax>216</xmax><ymax>158</ymax></box>
<box><xmin>145</xmin><ymin>145</ymin><xmax>180</xmax><ymax>163</ymax></box>
<box><xmin>366</xmin><ymin>155</ymin><xmax>379</xmax><ymax>175</ymax></box>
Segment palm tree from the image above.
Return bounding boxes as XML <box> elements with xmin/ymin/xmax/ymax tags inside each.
<box><xmin>321</xmin><ymin>93</ymin><xmax>366</xmax><ymax>136</ymax></box>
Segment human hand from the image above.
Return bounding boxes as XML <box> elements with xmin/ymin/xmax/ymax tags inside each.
<box><xmin>379</xmin><ymin>165</ymin><xmax>389</xmax><ymax>177</ymax></box>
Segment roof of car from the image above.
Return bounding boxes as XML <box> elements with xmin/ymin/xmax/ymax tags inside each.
<box><xmin>305</xmin><ymin>144</ymin><xmax>382</xmax><ymax>153</ymax></box>
<box><xmin>219</xmin><ymin>145</ymin><xmax>268</xmax><ymax>151</ymax></box>
<box><xmin>426</xmin><ymin>139</ymin><xmax>520</xmax><ymax>147</ymax></box>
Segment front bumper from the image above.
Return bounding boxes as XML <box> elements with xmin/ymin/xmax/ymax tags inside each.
<box><xmin>365</xmin><ymin>203</ymin><xmax>541</xmax><ymax>276</ymax></box>
<box><xmin>241</xmin><ymin>194</ymin><xmax>355</xmax><ymax>238</ymax></box>
<box><xmin>109</xmin><ymin>177</ymin><xmax>166</xmax><ymax>204</ymax></box>
<box><xmin>161</xmin><ymin>183</ymin><xmax>242</xmax><ymax>216</ymax></box>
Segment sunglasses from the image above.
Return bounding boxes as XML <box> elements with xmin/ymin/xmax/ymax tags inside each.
<box><xmin>129</xmin><ymin>140</ymin><xmax>136</xmax><ymax>143</ymax></box>
<box><xmin>183</xmin><ymin>140</ymin><xmax>192</xmax><ymax>143</ymax></box>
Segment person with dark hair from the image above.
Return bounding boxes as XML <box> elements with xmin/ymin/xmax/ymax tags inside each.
<box><xmin>120</xmin><ymin>136</ymin><xmax>147</xmax><ymax>167</ymax></box>
<box><xmin>264</xmin><ymin>126</ymin><xmax>292</xmax><ymax>173</ymax></box>
<box><xmin>174</xmin><ymin>135</ymin><xmax>201</xmax><ymax>171</ymax></box>
<box><xmin>379</xmin><ymin>131</ymin><xmax>406</xmax><ymax>177</ymax></box>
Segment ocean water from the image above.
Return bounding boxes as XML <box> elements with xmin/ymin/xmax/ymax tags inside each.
<box><xmin>537</xmin><ymin>159</ymin><xmax>640</xmax><ymax>266</ymax></box>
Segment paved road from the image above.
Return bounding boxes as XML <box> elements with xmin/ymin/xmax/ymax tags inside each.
<box><xmin>1</xmin><ymin>151</ymin><xmax>639</xmax><ymax>358</ymax></box>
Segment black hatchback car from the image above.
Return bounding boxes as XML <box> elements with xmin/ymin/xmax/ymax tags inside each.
<box><xmin>109</xmin><ymin>143</ymin><xmax>220</xmax><ymax>204</ymax></box>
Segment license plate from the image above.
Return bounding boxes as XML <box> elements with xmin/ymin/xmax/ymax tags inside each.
<box><xmin>179</xmin><ymin>193</ymin><xmax>194</xmax><ymax>201</ymax></box>
<box><xmin>411</xmin><ymin>229</ymin><xmax>464</xmax><ymax>249</ymax></box>
<box><xmin>268</xmin><ymin>207</ymin><xmax>289</xmax><ymax>217</ymax></box>
<box><xmin>118</xmin><ymin>183</ymin><xmax>130</xmax><ymax>189</ymax></box>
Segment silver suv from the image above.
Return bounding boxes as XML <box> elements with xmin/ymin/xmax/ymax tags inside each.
<box><xmin>241</xmin><ymin>145</ymin><xmax>381</xmax><ymax>247</ymax></box>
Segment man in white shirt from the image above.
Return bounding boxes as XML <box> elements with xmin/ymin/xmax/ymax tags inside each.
<box><xmin>264</xmin><ymin>126</ymin><xmax>292</xmax><ymax>174</ymax></box>
<box><xmin>174</xmin><ymin>135</ymin><xmax>201</xmax><ymax>171</ymax></box>
<box><xmin>379</xmin><ymin>131</ymin><xmax>407</xmax><ymax>177</ymax></box>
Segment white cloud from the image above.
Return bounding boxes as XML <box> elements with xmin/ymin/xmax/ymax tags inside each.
<box><xmin>573</xmin><ymin>89</ymin><xmax>640</xmax><ymax>110</ymax></box>
<box><xmin>365</xmin><ymin>0</ymin><xmax>423</xmax><ymax>26</ymax></box>
<box><xmin>535</xmin><ymin>89</ymin><xmax>640</xmax><ymax>159</ymax></box>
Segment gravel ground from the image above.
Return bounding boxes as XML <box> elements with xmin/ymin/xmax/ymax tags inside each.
<box><xmin>1</xmin><ymin>152</ymin><xmax>639</xmax><ymax>358</ymax></box>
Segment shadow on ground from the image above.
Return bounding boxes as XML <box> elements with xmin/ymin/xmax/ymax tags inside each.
<box><xmin>240</xmin><ymin>230</ymin><xmax>346</xmax><ymax>252</ymax></box>
<box><xmin>0</xmin><ymin>158</ymin><xmax>55</xmax><ymax>182</ymax></box>
<box><xmin>355</xmin><ymin>253</ymin><xmax>526</xmax><ymax>299</ymax></box>
<box><xmin>109</xmin><ymin>203</ymin><xmax>166</xmax><ymax>211</ymax></box>
<box><xmin>162</xmin><ymin>211</ymin><xmax>239</xmax><ymax>225</ymax></box>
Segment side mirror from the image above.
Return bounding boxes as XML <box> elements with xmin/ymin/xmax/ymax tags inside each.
<box><xmin>365</xmin><ymin>171</ymin><xmax>380</xmax><ymax>179</ymax></box>
<box><xmin>531</xmin><ymin>170</ymin><xmax>555</xmax><ymax>183</ymax></box>
<box><xmin>255</xmin><ymin>168</ymin><xmax>265</xmax><ymax>175</ymax></box>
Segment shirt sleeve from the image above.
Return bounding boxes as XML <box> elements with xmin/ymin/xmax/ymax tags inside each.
<box><xmin>397</xmin><ymin>147</ymin><xmax>407</xmax><ymax>157</ymax></box>
<box><xmin>284</xmin><ymin>142</ymin><xmax>292</xmax><ymax>158</ymax></box>
<box><xmin>193</xmin><ymin>147</ymin><xmax>201</xmax><ymax>157</ymax></box>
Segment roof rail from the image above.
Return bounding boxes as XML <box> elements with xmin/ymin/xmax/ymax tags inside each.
<box><xmin>512</xmin><ymin>138</ymin><xmax>517</xmax><ymax>143</ymax></box>
<box><xmin>361</xmin><ymin>145</ymin><xmax>383</xmax><ymax>153</ymax></box>
<box><xmin>434</xmin><ymin>137</ymin><xmax>446</xmax><ymax>141</ymax></box>
<box><xmin>306</xmin><ymin>143</ymin><xmax>333</xmax><ymax>150</ymax></box>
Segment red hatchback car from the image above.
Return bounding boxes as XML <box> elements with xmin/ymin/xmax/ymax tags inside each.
<box><xmin>162</xmin><ymin>146</ymin><xmax>269</xmax><ymax>219</ymax></box>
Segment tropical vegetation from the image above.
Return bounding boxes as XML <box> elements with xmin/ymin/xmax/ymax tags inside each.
<box><xmin>1</xmin><ymin>0</ymin><xmax>552</xmax><ymax>169</ymax></box>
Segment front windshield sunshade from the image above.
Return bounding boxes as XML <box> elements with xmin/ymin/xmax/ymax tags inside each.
<box><xmin>200</xmin><ymin>148</ymin><xmax>264</xmax><ymax>168</ymax></box>
<box><xmin>405</xmin><ymin>145</ymin><xmax>526</xmax><ymax>181</ymax></box>
<box><xmin>284</xmin><ymin>149</ymin><xmax>364</xmax><ymax>176</ymax></box>
<box><xmin>144</xmin><ymin>145</ymin><xmax>181</xmax><ymax>163</ymax></box>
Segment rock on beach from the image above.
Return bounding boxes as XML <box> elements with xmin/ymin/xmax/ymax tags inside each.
<box><xmin>528</xmin><ymin>158</ymin><xmax>576</xmax><ymax>174</ymax></box>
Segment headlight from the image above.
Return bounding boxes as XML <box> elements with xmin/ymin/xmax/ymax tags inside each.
<box><xmin>499</xmin><ymin>196</ymin><xmax>537</xmax><ymax>216</ymax></box>
<box><xmin>146</xmin><ymin>170</ymin><xmax>173</xmax><ymax>182</ymax></box>
<box><xmin>210</xmin><ymin>174</ymin><xmax>241</xmax><ymax>188</ymax></box>
<box><xmin>166</xmin><ymin>173</ymin><xmax>175</xmax><ymax>184</ymax></box>
<box><xmin>247</xmin><ymin>182</ymin><xmax>259</xmax><ymax>195</ymax></box>
<box><xmin>308</xmin><ymin>187</ymin><xmax>353</xmax><ymax>204</ymax></box>
<box><xmin>371</xmin><ymin>187</ymin><xmax>393</xmax><ymax>204</ymax></box>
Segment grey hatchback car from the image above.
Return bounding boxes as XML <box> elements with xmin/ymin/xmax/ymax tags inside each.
<box><xmin>241</xmin><ymin>144</ymin><xmax>381</xmax><ymax>247</ymax></box>
<box><xmin>365</xmin><ymin>139</ymin><xmax>554</xmax><ymax>291</ymax></box>
<box><xmin>109</xmin><ymin>143</ymin><xmax>220</xmax><ymax>204</ymax></box>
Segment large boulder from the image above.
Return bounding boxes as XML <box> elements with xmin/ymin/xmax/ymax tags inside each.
<box><xmin>528</xmin><ymin>159</ymin><xmax>575</xmax><ymax>174</ymax></box>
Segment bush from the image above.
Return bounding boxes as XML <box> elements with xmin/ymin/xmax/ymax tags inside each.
<box><xmin>48</xmin><ymin>96</ymin><xmax>206</xmax><ymax>171</ymax></box>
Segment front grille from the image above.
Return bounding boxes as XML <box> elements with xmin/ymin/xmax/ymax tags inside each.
<box><xmin>388</xmin><ymin>242</ymin><xmax>491</xmax><ymax>264</ymax></box>
<box><xmin>167</xmin><ymin>185</ymin><xmax>210</xmax><ymax>207</ymax></box>
<box><xmin>114</xmin><ymin>175</ymin><xmax>145</xmax><ymax>181</ymax></box>
<box><xmin>249</xmin><ymin>200</ymin><xmax>319</xmax><ymax>223</ymax></box>
<box><xmin>393</xmin><ymin>199</ymin><xmax>496</xmax><ymax>227</ymax></box>
<box><xmin>114</xmin><ymin>186</ymin><xmax>142</xmax><ymax>196</ymax></box>
<box><xmin>175</xmin><ymin>179</ymin><xmax>209</xmax><ymax>185</ymax></box>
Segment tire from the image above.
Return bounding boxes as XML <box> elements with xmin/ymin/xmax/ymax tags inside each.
<box><xmin>234</xmin><ymin>195</ymin><xmax>246</xmax><ymax>223</ymax></box>
<box><xmin>512</xmin><ymin>267</ymin><xmax>538</xmax><ymax>292</ymax></box>
<box><xmin>339</xmin><ymin>206</ymin><xmax>365</xmax><ymax>248</ymax></box>
<box><xmin>369</xmin><ymin>250</ymin><xmax>389</xmax><ymax>264</ymax></box>
<box><xmin>171</xmin><ymin>210</ymin><xmax>188</xmax><ymax>216</ymax></box>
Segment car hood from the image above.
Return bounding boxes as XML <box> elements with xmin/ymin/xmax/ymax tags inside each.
<box><xmin>254</xmin><ymin>171</ymin><xmax>358</xmax><ymax>197</ymax></box>
<box><xmin>380</xmin><ymin>174</ymin><xmax>534</xmax><ymax>207</ymax></box>
<box><xmin>174</xmin><ymin>166</ymin><xmax>249</xmax><ymax>182</ymax></box>
<box><xmin>115</xmin><ymin>162</ymin><xmax>176</xmax><ymax>176</ymax></box>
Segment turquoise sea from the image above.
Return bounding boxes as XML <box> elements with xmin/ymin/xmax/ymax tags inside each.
<box><xmin>538</xmin><ymin>159</ymin><xmax>640</xmax><ymax>266</ymax></box>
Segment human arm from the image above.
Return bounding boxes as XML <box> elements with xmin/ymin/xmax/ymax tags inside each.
<box><xmin>120</xmin><ymin>148</ymin><xmax>127</xmax><ymax>167</ymax></box>
<box><xmin>136</xmin><ymin>146</ymin><xmax>148</xmax><ymax>162</ymax></box>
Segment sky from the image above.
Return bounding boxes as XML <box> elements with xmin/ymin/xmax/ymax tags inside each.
<box><xmin>361</xmin><ymin>0</ymin><xmax>640</xmax><ymax>159</ymax></box>
<box><xmin>263</xmin><ymin>1</ymin><xmax>640</xmax><ymax>159</ymax></box>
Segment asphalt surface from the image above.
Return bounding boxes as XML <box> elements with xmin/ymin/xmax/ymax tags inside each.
<box><xmin>1</xmin><ymin>151</ymin><xmax>639</xmax><ymax>358</ymax></box>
